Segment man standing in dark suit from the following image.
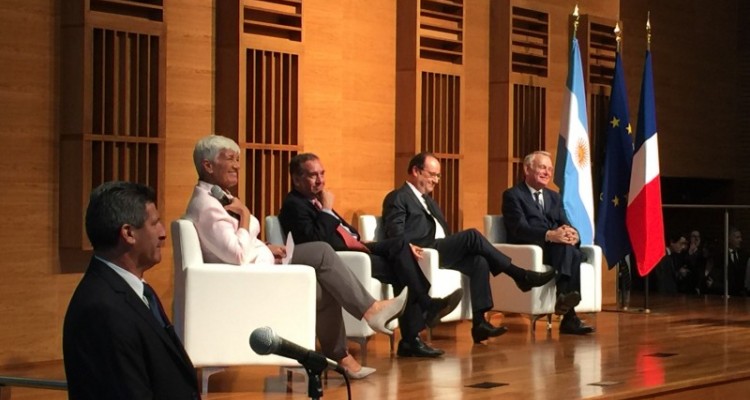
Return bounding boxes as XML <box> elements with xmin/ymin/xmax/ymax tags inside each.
<box><xmin>279</xmin><ymin>153</ymin><xmax>462</xmax><ymax>358</ymax></box>
<box><xmin>63</xmin><ymin>181</ymin><xmax>200</xmax><ymax>399</ymax></box>
<box><xmin>382</xmin><ymin>152</ymin><xmax>555</xmax><ymax>343</ymax></box>
<box><xmin>502</xmin><ymin>151</ymin><xmax>594</xmax><ymax>335</ymax></box>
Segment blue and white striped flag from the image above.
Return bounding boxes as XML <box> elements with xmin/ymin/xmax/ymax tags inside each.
<box><xmin>554</xmin><ymin>37</ymin><xmax>595</xmax><ymax>245</ymax></box>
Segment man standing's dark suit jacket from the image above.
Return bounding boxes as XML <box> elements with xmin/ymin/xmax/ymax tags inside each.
<box><xmin>63</xmin><ymin>258</ymin><xmax>200</xmax><ymax>400</ymax></box>
<box><xmin>502</xmin><ymin>182</ymin><xmax>583</xmax><ymax>291</ymax></box>
<box><xmin>278</xmin><ymin>189</ymin><xmax>432</xmax><ymax>340</ymax></box>
<box><xmin>382</xmin><ymin>183</ymin><xmax>517</xmax><ymax>315</ymax></box>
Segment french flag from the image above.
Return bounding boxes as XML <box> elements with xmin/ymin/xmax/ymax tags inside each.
<box><xmin>626</xmin><ymin>50</ymin><xmax>665</xmax><ymax>277</ymax></box>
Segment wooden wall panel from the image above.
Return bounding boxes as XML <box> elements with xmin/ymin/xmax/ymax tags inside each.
<box><xmin>461</xmin><ymin>0</ymin><xmax>490</xmax><ymax>230</ymax></box>
<box><xmin>301</xmin><ymin>0</ymin><xmax>397</xmax><ymax>225</ymax></box>
<box><xmin>0</xmin><ymin>0</ymin><xmax>66</xmax><ymax>364</ymax></box>
<box><xmin>621</xmin><ymin>1</ymin><xmax>740</xmax><ymax>182</ymax></box>
<box><xmin>159</xmin><ymin>0</ymin><xmax>215</xmax><ymax>301</ymax></box>
<box><xmin>0</xmin><ymin>0</ymin><xmax>746</xmax><ymax>370</ymax></box>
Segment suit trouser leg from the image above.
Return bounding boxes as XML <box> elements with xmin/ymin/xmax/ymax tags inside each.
<box><xmin>445</xmin><ymin>254</ymin><xmax>493</xmax><ymax>318</ymax></box>
<box><xmin>292</xmin><ymin>242</ymin><xmax>377</xmax><ymax>360</ymax></box>
<box><xmin>367</xmin><ymin>238</ymin><xmax>431</xmax><ymax>341</ymax></box>
<box><xmin>543</xmin><ymin>242</ymin><xmax>582</xmax><ymax>294</ymax></box>
<box><xmin>435</xmin><ymin>229</ymin><xmax>525</xmax><ymax>281</ymax></box>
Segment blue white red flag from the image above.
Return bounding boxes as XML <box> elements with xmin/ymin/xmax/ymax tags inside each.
<box><xmin>626</xmin><ymin>50</ymin><xmax>665</xmax><ymax>276</ymax></box>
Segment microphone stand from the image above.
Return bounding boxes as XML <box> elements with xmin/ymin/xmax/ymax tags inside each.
<box><xmin>301</xmin><ymin>356</ymin><xmax>329</xmax><ymax>399</ymax></box>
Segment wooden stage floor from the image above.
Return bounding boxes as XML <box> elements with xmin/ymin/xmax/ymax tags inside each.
<box><xmin>6</xmin><ymin>294</ymin><xmax>750</xmax><ymax>399</ymax></box>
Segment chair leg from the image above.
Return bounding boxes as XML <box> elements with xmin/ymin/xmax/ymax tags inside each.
<box><xmin>200</xmin><ymin>367</ymin><xmax>224</xmax><ymax>395</ymax></box>
<box><xmin>389</xmin><ymin>332</ymin><xmax>395</xmax><ymax>355</ymax></box>
<box><xmin>546</xmin><ymin>314</ymin><xmax>553</xmax><ymax>331</ymax></box>
<box><xmin>279</xmin><ymin>366</ymin><xmax>308</xmax><ymax>392</ymax></box>
<box><xmin>347</xmin><ymin>336</ymin><xmax>368</xmax><ymax>364</ymax></box>
<box><xmin>530</xmin><ymin>314</ymin><xmax>553</xmax><ymax>336</ymax></box>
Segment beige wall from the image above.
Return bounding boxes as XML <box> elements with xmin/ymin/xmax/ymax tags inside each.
<box><xmin>0</xmin><ymin>0</ymin><xmax>745</xmax><ymax>366</ymax></box>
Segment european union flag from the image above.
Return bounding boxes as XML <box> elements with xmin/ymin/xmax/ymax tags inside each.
<box><xmin>595</xmin><ymin>52</ymin><xmax>633</xmax><ymax>267</ymax></box>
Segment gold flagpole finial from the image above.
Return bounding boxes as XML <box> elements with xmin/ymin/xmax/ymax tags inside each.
<box><xmin>573</xmin><ymin>4</ymin><xmax>580</xmax><ymax>35</ymax></box>
<box><xmin>615</xmin><ymin>22</ymin><xmax>622</xmax><ymax>53</ymax></box>
<box><xmin>646</xmin><ymin>11</ymin><xmax>651</xmax><ymax>50</ymax></box>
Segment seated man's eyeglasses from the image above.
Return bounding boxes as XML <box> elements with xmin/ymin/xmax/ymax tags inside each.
<box><xmin>419</xmin><ymin>168</ymin><xmax>441</xmax><ymax>179</ymax></box>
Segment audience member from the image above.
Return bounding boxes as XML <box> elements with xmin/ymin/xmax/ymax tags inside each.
<box><xmin>652</xmin><ymin>232</ymin><xmax>688</xmax><ymax>295</ymax></box>
<box><xmin>382</xmin><ymin>152</ymin><xmax>555</xmax><ymax>343</ymax></box>
<box><xmin>726</xmin><ymin>227</ymin><xmax>748</xmax><ymax>296</ymax></box>
<box><xmin>684</xmin><ymin>229</ymin><xmax>707</xmax><ymax>295</ymax></box>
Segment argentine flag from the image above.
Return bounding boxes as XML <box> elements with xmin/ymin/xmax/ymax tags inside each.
<box><xmin>554</xmin><ymin>38</ymin><xmax>595</xmax><ymax>245</ymax></box>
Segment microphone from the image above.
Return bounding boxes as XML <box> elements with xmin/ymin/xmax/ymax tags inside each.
<box><xmin>249</xmin><ymin>326</ymin><xmax>345</xmax><ymax>374</ymax></box>
<box><xmin>209</xmin><ymin>185</ymin><xmax>241</xmax><ymax>221</ymax></box>
<box><xmin>209</xmin><ymin>185</ymin><xmax>232</xmax><ymax>206</ymax></box>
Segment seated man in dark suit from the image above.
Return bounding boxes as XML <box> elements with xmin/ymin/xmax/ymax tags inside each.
<box><xmin>63</xmin><ymin>181</ymin><xmax>201</xmax><ymax>400</ymax></box>
<box><xmin>279</xmin><ymin>153</ymin><xmax>462</xmax><ymax>358</ymax></box>
<box><xmin>502</xmin><ymin>150</ymin><xmax>594</xmax><ymax>335</ymax></box>
<box><xmin>382</xmin><ymin>152</ymin><xmax>555</xmax><ymax>343</ymax></box>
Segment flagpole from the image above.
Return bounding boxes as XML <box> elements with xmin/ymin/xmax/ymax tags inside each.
<box><xmin>612</xmin><ymin>21</ymin><xmax>633</xmax><ymax>311</ymax></box>
<box><xmin>646</xmin><ymin>11</ymin><xmax>651</xmax><ymax>51</ymax></box>
<box><xmin>641</xmin><ymin>12</ymin><xmax>652</xmax><ymax>313</ymax></box>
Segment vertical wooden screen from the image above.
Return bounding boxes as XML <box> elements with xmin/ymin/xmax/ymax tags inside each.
<box><xmin>421</xmin><ymin>72</ymin><xmax>461</xmax><ymax>231</ymax></box>
<box><xmin>90</xmin><ymin>29</ymin><xmax>161</xmax><ymax>188</ymax></box>
<box><xmin>244</xmin><ymin>50</ymin><xmax>299</xmax><ymax>222</ymax></box>
<box><xmin>511</xmin><ymin>6</ymin><xmax>549</xmax><ymax>77</ymax></box>
<box><xmin>216</xmin><ymin>0</ymin><xmax>302</xmax><ymax>237</ymax></box>
<box><xmin>579</xmin><ymin>17</ymin><xmax>616</xmax><ymax>206</ymax></box>
<box><xmin>511</xmin><ymin>84</ymin><xmax>546</xmax><ymax>183</ymax></box>
<box><xmin>398</xmin><ymin>0</ymin><xmax>464</xmax><ymax>230</ymax></box>
<box><xmin>488</xmin><ymin>2</ymin><xmax>549</xmax><ymax>212</ymax></box>
<box><xmin>61</xmin><ymin>1</ymin><xmax>165</xmax><ymax>271</ymax></box>
<box><xmin>419</xmin><ymin>0</ymin><xmax>464</xmax><ymax>64</ymax></box>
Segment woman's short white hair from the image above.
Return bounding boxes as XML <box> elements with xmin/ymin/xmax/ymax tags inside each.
<box><xmin>193</xmin><ymin>135</ymin><xmax>240</xmax><ymax>178</ymax></box>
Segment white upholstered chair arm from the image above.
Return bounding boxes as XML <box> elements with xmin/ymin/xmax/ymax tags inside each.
<box><xmin>336</xmin><ymin>251</ymin><xmax>374</xmax><ymax>285</ymax></box>
<box><xmin>417</xmin><ymin>248</ymin><xmax>440</xmax><ymax>283</ymax></box>
<box><xmin>493</xmin><ymin>244</ymin><xmax>546</xmax><ymax>272</ymax></box>
<box><xmin>580</xmin><ymin>245</ymin><xmax>602</xmax><ymax>271</ymax></box>
<box><xmin>577</xmin><ymin>245</ymin><xmax>603</xmax><ymax>313</ymax></box>
<box><xmin>178</xmin><ymin>263</ymin><xmax>316</xmax><ymax>367</ymax></box>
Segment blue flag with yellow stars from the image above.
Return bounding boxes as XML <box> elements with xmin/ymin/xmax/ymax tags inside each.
<box><xmin>595</xmin><ymin>51</ymin><xmax>633</xmax><ymax>267</ymax></box>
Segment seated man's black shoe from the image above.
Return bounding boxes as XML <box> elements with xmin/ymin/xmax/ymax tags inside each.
<box><xmin>516</xmin><ymin>269</ymin><xmax>556</xmax><ymax>292</ymax></box>
<box><xmin>423</xmin><ymin>288</ymin><xmax>464</xmax><ymax>328</ymax></box>
<box><xmin>471</xmin><ymin>320</ymin><xmax>508</xmax><ymax>343</ymax></box>
<box><xmin>559</xmin><ymin>315</ymin><xmax>595</xmax><ymax>335</ymax></box>
<box><xmin>554</xmin><ymin>291</ymin><xmax>581</xmax><ymax>315</ymax></box>
<box><xmin>396</xmin><ymin>337</ymin><xmax>445</xmax><ymax>358</ymax></box>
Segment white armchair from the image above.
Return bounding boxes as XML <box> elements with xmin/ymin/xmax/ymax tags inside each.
<box><xmin>359</xmin><ymin>215</ymin><xmax>470</xmax><ymax>324</ymax></box>
<box><xmin>483</xmin><ymin>215</ymin><xmax>602</xmax><ymax>333</ymax></box>
<box><xmin>171</xmin><ymin>219</ymin><xmax>317</xmax><ymax>393</ymax></box>
<box><xmin>264</xmin><ymin>215</ymin><xmax>395</xmax><ymax>361</ymax></box>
